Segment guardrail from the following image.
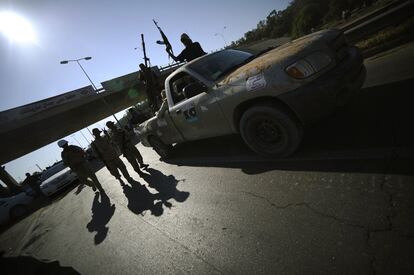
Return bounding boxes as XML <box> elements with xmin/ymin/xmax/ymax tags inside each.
<box><xmin>344</xmin><ymin>0</ymin><xmax>414</xmax><ymax>43</ymax></box>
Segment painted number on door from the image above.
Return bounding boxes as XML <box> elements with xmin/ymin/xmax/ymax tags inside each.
<box><xmin>183</xmin><ymin>106</ymin><xmax>198</xmax><ymax>122</ymax></box>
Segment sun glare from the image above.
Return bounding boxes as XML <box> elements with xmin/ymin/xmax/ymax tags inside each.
<box><xmin>0</xmin><ymin>11</ymin><xmax>37</xmax><ymax>43</ymax></box>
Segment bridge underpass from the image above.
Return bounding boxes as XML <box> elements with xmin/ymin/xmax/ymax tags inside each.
<box><xmin>0</xmin><ymin>63</ymin><xmax>181</xmax><ymax>169</ymax></box>
<box><xmin>0</xmin><ymin>86</ymin><xmax>142</xmax><ymax>165</ymax></box>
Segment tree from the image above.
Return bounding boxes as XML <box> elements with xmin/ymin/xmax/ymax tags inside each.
<box><xmin>291</xmin><ymin>3</ymin><xmax>323</xmax><ymax>37</ymax></box>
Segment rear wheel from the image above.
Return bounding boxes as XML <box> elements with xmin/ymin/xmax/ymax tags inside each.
<box><xmin>148</xmin><ymin>136</ymin><xmax>173</xmax><ymax>159</ymax></box>
<box><xmin>239</xmin><ymin>104</ymin><xmax>303</xmax><ymax>157</ymax></box>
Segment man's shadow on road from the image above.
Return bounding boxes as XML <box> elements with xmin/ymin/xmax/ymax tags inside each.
<box><xmin>121</xmin><ymin>179</ymin><xmax>164</xmax><ymax>217</ymax></box>
<box><xmin>121</xmin><ymin>168</ymin><xmax>189</xmax><ymax>217</ymax></box>
<box><xmin>86</xmin><ymin>192</ymin><xmax>115</xmax><ymax>245</ymax></box>
<box><xmin>140</xmin><ymin>168</ymin><xmax>189</xmax><ymax>206</ymax></box>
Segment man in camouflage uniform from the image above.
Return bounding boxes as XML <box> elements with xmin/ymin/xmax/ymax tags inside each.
<box><xmin>139</xmin><ymin>63</ymin><xmax>161</xmax><ymax>113</ymax></box>
<box><xmin>106</xmin><ymin>121</ymin><xmax>149</xmax><ymax>175</ymax></box>
<box><xmin>58</xmin><ymin>139</ymin><xmax>104</xmax><ymax>192</ymax></box>
<box><xmin>91</xmin><ymin>128</ymin><xmax>133</xmax><ymax>182</ymax></box>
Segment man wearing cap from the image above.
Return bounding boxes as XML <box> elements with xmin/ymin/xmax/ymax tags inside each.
<box><xmin>58</xmin><ymin>140</ymin><xmax>104</xmax><ymax>192</ymax></box>
<box><xmin>106</xmin><ymin>121</ymin><xmax>149</xmax><ymax>175</ymax></box>
<box><xmin>90</xmin><ymin>128</ymin><xmax>133</xmax><ymax>182</ymax></box>
<box><xmin>168</xmin><ymin>33</ymin><xmax>206</xmax><ymax>63</ymax></box>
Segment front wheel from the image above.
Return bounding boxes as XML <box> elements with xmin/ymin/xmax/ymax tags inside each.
<box><xmin>239</xmin><ymin>104</ymin><xmax>303</xmax><ymax>157</ymax></box>
<box><xmin>148</xmin><ymin>136</ymin><xmax>173</xmax><ymax>159</ymax></box>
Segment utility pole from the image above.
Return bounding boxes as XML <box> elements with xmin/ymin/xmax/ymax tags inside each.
<box><xmin>141</xmin><ymin>34</ymin><xmax>150</xmax><ymax>67</ymax></box>
<box><xmin>71</xmin><ymin>134</ymin><xmax>83</xmax><ymax>147</ymax></box>
<box><xmin>79</xmin><ymin>130</ymin><xmax>90</xmax><ymax>145</ymax></box>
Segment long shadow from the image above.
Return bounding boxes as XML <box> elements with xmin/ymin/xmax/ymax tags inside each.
<box><xmin>86</xmin><ymin>192</ymin><xmax>115</xmax><ymax>245</ymax></box>
<box><xmin>140</xmin><ymin>168</ymin><xmax>189</xmax><ymax>206</ymax></box>
<box><xmin>0</xmin><ymin>251</ymin><xmax>80</xmax><ymax>275</ymax></box>
<box><xmin>166</xmin><ymin>78</ymin><xmax>414</xmax><ymax>175</ymax></box>
<box><xmin>121</xmin><ymin>179</ymin><xmax>164</xmax><ymax>216</ymax></box>
<box><xmin>74</xmin><ymin>183</ymin><xmax>86</xmax><ymax>195</ymax></box>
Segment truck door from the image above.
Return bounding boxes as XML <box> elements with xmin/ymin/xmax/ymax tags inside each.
<box><xmin>168</xmin><ymin>72</ymin><xmax>232</xmax><ymax>140</ymax></box>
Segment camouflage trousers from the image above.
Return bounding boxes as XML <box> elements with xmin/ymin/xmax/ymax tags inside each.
<box><xmin>72</xmin><ymin>162</ymin><xmax>103</xmax><ymax>190</ymax></box>
<box><xmin>123</xmin><ymin>146</ymin><xmax>144</xmax><ymax>173</ymax></box>
<box><xmin>105</xmin><ymin>157</ymin><xmax>131</xmax><ymax>180</ymax></box>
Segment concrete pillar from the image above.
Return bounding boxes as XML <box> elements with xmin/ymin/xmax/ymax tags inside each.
<box><xmin>0</xmin><ymin>166</ymin><xmax>21</xmax><ymax>194</ymax></box>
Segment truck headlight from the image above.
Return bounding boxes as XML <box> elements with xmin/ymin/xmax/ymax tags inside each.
<box><xmin>286</xmin><ymin>52</ymin><xmax>332</xmax><ymax>79</ymax></box>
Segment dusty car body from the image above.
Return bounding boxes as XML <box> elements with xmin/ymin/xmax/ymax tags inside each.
<box><xmin>137</xmin><ymin>29</ymin><xmax>366</xmax><ymax>158</ymax></box>
<box><xmin>0</xmin><ymin>191</ymin><xmax>34</xmax><ymax>224</ymax></box>
<box><xmin>40</xmin><ymin>162</ymin><xmax>78</xmax><ymax>196</ymax></box>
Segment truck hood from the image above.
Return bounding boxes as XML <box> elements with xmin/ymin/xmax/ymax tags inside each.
<box><xmin>219</xmin><ymin>29</ymin><xmax>340</xmax><ymax>85</ymax></box>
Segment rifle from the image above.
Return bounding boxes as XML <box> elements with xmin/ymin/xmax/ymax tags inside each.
<box><xmin>153</xmin><ymin>19</ymin><xmax>174</xmax><ymax>57</ymax></box>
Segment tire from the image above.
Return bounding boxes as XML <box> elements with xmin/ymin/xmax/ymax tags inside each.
<box><xmin>148</xmin><ymin>136</ymin><xmax>173</xmax><ymax>159</ymax></box>
<box><xmin>239</xmin><ymin>104</ymin><xmax>303</xmax><ymax>157</ymax></box>
<box><xmin>10</xmin><ymin>205</ymin><xmax>28</xmax><ymax>220</ymax></box>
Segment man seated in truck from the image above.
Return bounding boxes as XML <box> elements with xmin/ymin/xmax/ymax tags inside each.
<box><xmin>170</xmin><ymin>75</ymin><xmax>198</xmax><ymax>104</ymax></box>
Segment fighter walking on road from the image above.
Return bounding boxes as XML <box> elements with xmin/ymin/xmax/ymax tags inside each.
<box><xmin>58</xmin><ymin>139</ymin><xmax>104</xmax><ymax>192</ymax></box>
<box><xmin>106</xmin><ymin>121</ymin><xmax>149</xmax><ymax>175</ymax></box>
<box><xmin>91</xmin><ymin>128</ymin><xmax>133</xmax><ymax>182</ymax></box>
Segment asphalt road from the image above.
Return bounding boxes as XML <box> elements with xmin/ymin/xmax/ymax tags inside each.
<box><xmin>1</xmin><ymin>43</ymin><xmax>414</xmax><ymax>275</ymax></box>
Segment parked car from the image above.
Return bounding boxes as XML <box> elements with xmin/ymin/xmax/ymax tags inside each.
<box><xmin>137</xmin><ymin>29</ymin><xmax>366</xmax><ymax>158</ymax></box>
<box><xmin>0</xmin><ymin>191</ymin><xmax>34</xmax><ymax>224</ymax></box>
<box><xmin>39</xmin><ymin>162</ymin><xmax>78</xmax><ymax>196</ymax></box>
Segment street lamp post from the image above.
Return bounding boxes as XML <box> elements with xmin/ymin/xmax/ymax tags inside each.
<box><xmin>60</xmin><ymin>56</ymin><xmax>120</xmax><ymax>124</ymax></box>
<box><xmin>60</xmin><ymin>57</ymin><xmax>97</xmax><ymax>90</ymax></box>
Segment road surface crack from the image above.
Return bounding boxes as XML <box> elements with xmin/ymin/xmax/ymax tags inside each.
<box><xmin>241</xmin><ymin>191</ymin><xmax>367</xmax><ymax>229</ymax></box>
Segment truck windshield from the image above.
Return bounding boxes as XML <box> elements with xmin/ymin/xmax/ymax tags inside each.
<box><xmin>188</xmin><ymin>49</ymin><xmax>253</xmax><ymax>81</ymax></box>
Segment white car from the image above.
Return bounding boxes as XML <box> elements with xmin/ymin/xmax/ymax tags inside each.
<box><xmin>40</xmin><ymin>162</ymin><xmax>78</xmax><ymax>196</ymax></box>
<box><xmin>0</xmin><ymin>192</ymin><xmax>34</xmax><ymax>224</ymax></box>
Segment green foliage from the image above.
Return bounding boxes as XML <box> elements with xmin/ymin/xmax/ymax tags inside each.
<box><xmin>231</xmin><ymin>0</ymin><xmax>376</xmax><ymax>47</ymax></box>
<box><xmin>291</xmin><ymin>3</ymin><xmax>323</xmax><ymax>37</ymax></box>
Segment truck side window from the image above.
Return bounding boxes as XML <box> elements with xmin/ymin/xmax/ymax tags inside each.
<box><xmin>170</xmin><ymin>73</ymin><xmax>198</xmax><ymax>105</ymax></box>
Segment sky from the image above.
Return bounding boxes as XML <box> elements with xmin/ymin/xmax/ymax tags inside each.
<box><xmin>0</xmin><ymin>0</ymin><xmax>290</xmax><ymax>182</ymax></box>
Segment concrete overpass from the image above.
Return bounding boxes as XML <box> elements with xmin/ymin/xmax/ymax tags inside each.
<box><xmin>0</xmin><ymin>64</ymin><xmax>181</xmax><ymax>165</ymax></box>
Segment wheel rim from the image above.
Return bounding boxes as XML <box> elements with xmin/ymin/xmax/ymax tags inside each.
<box><xmin>255</xmin><ymin>119</ymin><xmax>282</xmax><ymax>144</ymax></box>
<box><xmin>245</xmin><ymin>115</ymin><xmax>289</xmax><ymax>154</ymax></box>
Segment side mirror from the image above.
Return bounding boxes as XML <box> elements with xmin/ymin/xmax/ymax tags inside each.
<box><xmin>183</xmin><ymin>82</ymin><xmax>208</xmax><ymax>99</ymax></box>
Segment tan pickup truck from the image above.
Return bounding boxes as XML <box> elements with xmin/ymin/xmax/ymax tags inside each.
<box><xmin>137</xmin><ymin>29</ymin><xmax>366</xmax><ymax>159</ymax></box>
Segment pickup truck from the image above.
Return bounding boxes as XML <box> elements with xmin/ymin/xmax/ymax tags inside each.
<box><xmin>137</xmin><ymin>29</ymin><xmax>366</xmax><ymax>159</ymax></box>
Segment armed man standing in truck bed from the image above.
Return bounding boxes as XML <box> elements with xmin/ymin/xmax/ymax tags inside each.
<box><xmin>168</xmin><ymin>33</ymin><xmax>206</xmax><ymax>63</ymax></box>
<box><xmin>139</xmin><ymin>63</ymin><xmax>161</xmax><ymax>113</ymax></box>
